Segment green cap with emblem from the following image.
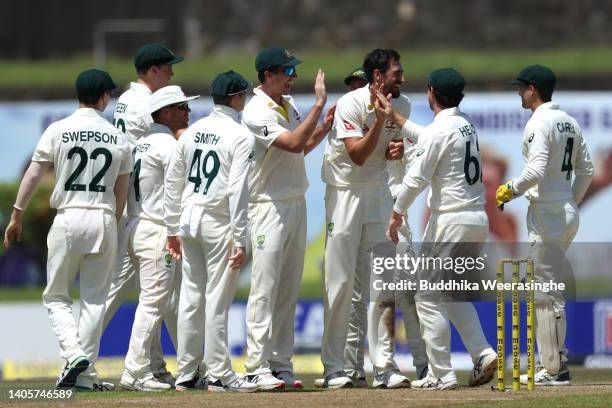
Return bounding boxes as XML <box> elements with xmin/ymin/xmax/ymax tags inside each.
<box><xmin>344</xmin><ymin>67</ymin><xmax>368</xmax><ymax>85</ymax></box>
<box><xmin>75</xmin><ymin>68</ymin><xmax>116</xmax><ymax>99</ymax></box>
<box><xmin>210</xmin><ymin>70</ymin><xmax>251</xmax><ymax>97</ymax></box>
<box><xmin>427</xmin><ymin>68</ymin><xmax>466</xmax><ymax>96</ymax></box>
<box><xmin>134</xmin><ymin>43</ymin><xmax>184</xmax><ymax>70</ymax></box>
<box><xmin>255</xmin><ymin>47</ymin><xmax>302</xmax><ymax>72</ymax></box>
<box><xmin>510</xmin><ymin>64</ymin><xmax>556</xmax><ymax>91</ymax></box>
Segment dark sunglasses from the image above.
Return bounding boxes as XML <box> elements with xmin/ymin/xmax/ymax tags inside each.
<box><xmin>282</xmin><ymin>65</ymin><xmax>296</xmax><ymax>77</ymax></box>
<box><xmin>172</xmin><ymin>102</ymin><xmax>189</xmax><ymax>111</ymax></box>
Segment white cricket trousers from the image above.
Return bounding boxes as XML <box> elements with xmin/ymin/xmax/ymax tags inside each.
<box><xmin>123</xmin><ymin>219</ymin><xmax>176</xmax><ymax>380</ymax></box>
<box><xmin>245</xmin><ymin>197</ymin><xmax>306</xmax><ymax>375</ymax></box>
<box><xmin>527</xmin><ymin>201</ymin><xmax>578</xmax><ymax>373</ymax></box>
<box><xmin>176</xmin><ymin>211</ymin><xmax>241</xmax><ymax>384</ymax></box>
<box><xmin>103</xmin><ymin>214</ymin><xmax>180</xmax><ymax>376</ymax></box>
<box><xmin>416</xmin><ymin>208</ymin><xmax>494</xmax><ymax>383</ymax></box>
<box><xmin>42</xmin><ymin>209</ymin><xmax>117</xmax><ymax>389</ymax></box>
<box><xmin>322</xmin><ymin>184</ymin><xmax>396</xmax><ymax>376</ymax></box>
<box><xmin>344</xmin><ymin>224</ymin><xmax>428</xmax><ymax>377</ymax></box>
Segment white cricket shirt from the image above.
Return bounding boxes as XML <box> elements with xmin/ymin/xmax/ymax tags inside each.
<box><xmin>113</xmin><ymin>82</ymin><xmax>153</xmax><ymax>145</ymax></box>
<box><xmin>32</xmin><ymin>108</ymin><xmax>132</xmax><ymax>213</ymax></box>
<box><xmin>127</xmin><ymin>123</ymin><xmax>177</xmax><ymax>224</ymax></box>
<box><xmin>394</xmin><ymin>107</ymin><xmax>485</xmax><ymax>214</ymax></box>
<box><xmin>322</xmin><ymin>85</ymin><xmax>422</xmax><ymax>188</ymax></box>
<box><xmin>241</xmin><ymin>86</ymin><xmax>307</xmax><ymax>202</ymax></box>
<box><xmin>165</xmin><ymin>105</ymin><xmax>254</xmax><ymax>247</ymax></box>
<box><xmin>511</xmin><ymin>102</ymin><xmax>593</xmax><ymax>205</ymax></box>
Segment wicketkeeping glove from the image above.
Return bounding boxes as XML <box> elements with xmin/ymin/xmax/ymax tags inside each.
<box><xmin>496</xmin><ymin>181</ymin><xmax>516</xmax><ymax>211</ymax></box>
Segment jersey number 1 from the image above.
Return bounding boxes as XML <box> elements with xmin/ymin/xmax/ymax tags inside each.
<box><xmin>188</xmin><ymin>149</ymin><xmax>220</xmax><ymax>194</ymax></box>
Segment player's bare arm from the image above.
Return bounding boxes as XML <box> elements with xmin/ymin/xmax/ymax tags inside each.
<box><xmin>305</xmin><ymin>103</ymin><xmax>335</xmax><ymax>155</ymax></box>
<box><xmin>228</xmin><ymin>246</ymin><xmax>246</xmax><ymax>270</ymax></box>
<box><xmin>166</xmin><ymin>236</ymin><xmax>182</xmax><ymax>260</ymax></box>
<box><xmin>272</xmin><ymin>69</ymin><xmax>327</xmax><ymax>153</ymax></box>
<box><xmin>113</xmin><ymin>173</ymin><xmax>130</xmax><ymax>222</ymax></box>
<box><xmin>3</xmin><ymin>160</ymin><xmax>51</xmax><ymax>248</ymax></box>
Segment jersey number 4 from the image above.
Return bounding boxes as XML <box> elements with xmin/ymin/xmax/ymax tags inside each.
<box><xmin>561</xmin><ymin>137</ymin><xmax>574</xmax><ymax>180</ymax></box>
<box><xmin>464</xmin><ymin>140</ymin><xmax>482</xmax><ymax>185</ymax></box>
<box><xmin>64</xmin><ymin>147</ymin><xmax>112</xmax><ymax>192</ymax></box>
<box><xmin>188</xmin><ymin>149</ymin><xmax>220</xmax><ymax>194</ymax></box>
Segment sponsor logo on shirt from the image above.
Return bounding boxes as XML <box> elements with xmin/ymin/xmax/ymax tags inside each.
<box><xmin>343</xmin><ymin>120</ymin><xmax>356</xmax><ymax>131</ymax></box>
<box><xmin>416</xmin><ymin>149</ymin><xmax>425</xmax><ymax>157</ymax></box>
<box><xmin>327</xmin><ymin>222</ymin><xmax>334</xmax><ymax>238</ymax></box>
<box><xmin>528</xmin><ymin>133</ymin><xmax>535</xmax><ymax>143</ymax></box>
<box><xmin>256</xmin><ymin>234</ymin><xmax>266</xmax><ymax>250</ymax></box>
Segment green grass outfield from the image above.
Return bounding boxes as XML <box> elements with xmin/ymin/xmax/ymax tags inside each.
<box><xmin>3</xmin><ymin>47</ymin><xmax>612</xmax><ymax>92</ymax></box>
<box><xmin>1</xmin><ymin>367</ymin><xmax>612</xmax><ymax>407</ymax></box>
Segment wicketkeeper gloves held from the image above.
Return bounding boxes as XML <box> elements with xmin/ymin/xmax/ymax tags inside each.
<box><xmin>496</xmin><ymin>181</ymin><xmax>517</xmax><ymax>210</ymax></box>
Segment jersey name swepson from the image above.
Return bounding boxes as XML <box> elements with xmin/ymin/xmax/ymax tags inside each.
<box><xmin>395</xmin><ymin>107</ymin><xmax>485</xmax><ymax>214</ymax></box>
<box><xmin>127</xmin><ymin>123</ymin><xmax>177</xmax><ymax>224</ymax></box>
<box><xmin>242</xmin><ymin>86</ymin><xmax>307</xmax><ymax>202</ymax></box>
<box><xmin>322</xmin><ymin>85</ymin><xmax>416</xmax><ymax>188</ymax></box>
<box><xmin>32</xmin><ymin>108</ymin><xmax>132</xmax><ymax>213</ymax></box>
<box><xmin>512</xmin><ymin>102</ymin><xmax>593</xmax><ymax>203</ymax></box>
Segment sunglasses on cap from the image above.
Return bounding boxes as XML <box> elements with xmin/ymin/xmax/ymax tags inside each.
<box><xmin>282</xmin><ymin>65</ymin><xmax>296</xmax><ymax>77</ymax></box>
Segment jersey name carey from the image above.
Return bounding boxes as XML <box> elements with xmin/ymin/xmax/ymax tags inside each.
<box><xmin>194</xmin><ymin>132</ymin><xmax>220</xmax><ymax>145</ymax></box>
<box><xmin>61</xmin><ymin>130</ymin><xmax>118</xmax><ymax>144</ymax></box>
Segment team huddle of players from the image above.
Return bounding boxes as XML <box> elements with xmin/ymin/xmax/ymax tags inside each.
<box><xmin>3</xmin><ymin>43</ymin><xmax>593</xmax><ymax>392</ymax></box>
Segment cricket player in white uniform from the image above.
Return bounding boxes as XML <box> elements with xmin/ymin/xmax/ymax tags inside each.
<box><xmin>165</xmin><ymin>71</ymin><xmax>257</xmax><ymax>393</ymax></box>
<box><xmin>242</xmin><ymin>47</ymin><xmax>333</xmax><ymax>390</ymax></box>
<box><xmin>387</xmin><ymin>68</ymin><xmax>498</xmax><ymax>390</ymax></box>
<box><xmin>497</xmin><ymin>65</ymin><xmax>593</xmax><ymax>386</ymax></box>
<box><xmin>118</xmin><ymin>85</ymin><xmax>197</xmax><ymax>392</ymax></box>
<box><xmin>320</xmin><ymin>49</ymin><xmax>424</xmax><ymax>389</ymax></box>
<box><xmin>3</xmin><ymin>69</ymin><xmax>132</xmax><ymax>390</ymax></box>
<box><xmin>104</xmin><ymin>44</ymin><xmax>183</xmax><ymax>385</ymax></box>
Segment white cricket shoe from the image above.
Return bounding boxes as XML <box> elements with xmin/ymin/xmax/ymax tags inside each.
<box><xmin>323</xmin><ymin>372</ymin><xmax>354</xmax><ymax>389</ymax></box>
<box><xmin>314</xmin><ymin>375</ymin><xmax>366</xmax><ymax>388</ymax></box>
<box><xmin>520</xmin><ymin>367</ymin><xmax>571</xmax><ymax>386</ymax></box>
<box><xmin>207</xmin><ymin>377</ymin><xmax>258</xmax><ymax>393</ymax></box>
<box><xmin>372</xmin><ymin>371</ymin><xmax>411</xmax><ymax>389</ymax></box>
<box><xmin>245</xmin><ymin>372</ymin><xmax>285</xmax><ymax>391</ymax></box>
<box><xmin>120</xmin><ymin>372</ymin><xmax>171</xmax><ymax>392</ymax></box>
<box><xmin>411</xmin><ymin>373</ymin><xmax>458</xmax><ymax>390</ymax></box>
<box><xmin>154</xmin><ymin>371</ymin><xmax>176</xmax><ymax>387</ymax></box>
<box><xmin>468</xmin><ymin>353</ymin><xmax>497</xmax><ymax>387</ymax></box>
<box><xmin>273</xmin><ymin>370</ymin><xmax>303</xmax><ymax>389</ymax></box>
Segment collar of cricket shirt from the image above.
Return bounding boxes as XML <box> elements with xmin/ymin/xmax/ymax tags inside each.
<box><xmin>75</xmin><ymin>107</ymin><xmax>104</xmax><ymax>117</ymax></box>
<box><xmin>212</xmin><ymin>104</ymin><xmax>240</xmax><ymax>122</ymax></box>
<box><xmin>253</xmin><ymin>86</ymin><xmax>292</xmax><ymax>120</ymax></box>
<box><xmin>130</xmin><ymin>81</ymin><xmax>153</xmax><ymax>95</ymax></box>
<box><xmin>434</xmin><ymin>106</ymin><xmax>461</xmax><ymax>121</ymax></box>
<box><xmin>147</xmin><ymin>122</ymin><xmax>173</xmax><ymax>136</ymax></box>
<box><xmin>533</xmin><ymin>101</ymin><xmax>559</xmax><ymax>115</ymax></box>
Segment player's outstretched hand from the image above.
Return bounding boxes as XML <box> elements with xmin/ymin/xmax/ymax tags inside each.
<box><xmin>3</xmin><ymin>211</ymin><xmax>23</xmax><ymax>248</ymax></box>
<box><xmin>314</xmin><ymin>69</ymin><xmax>327</xmax><ymax>106</ymax></box>
<box><xmin>166</xmin><ymin>236</ymin><xmax>183</xmax><ymax>260</ymax></box>
<box><xmin>386</xmin><ymin>210</ymin><xmax>404</xmax><ymax>244</ymax></box>
<box><xmin>374</xmin><ymin>90</ymin><xmax>393</xmax><ymax>120</ymax></box>
<box><xmin>229</xmin><ymin>247</ymin><xmax>246</xmax><ymax>270</ymax></box>
<box><xmin>385</xmin><ymin>140</ymin><xmax>404</xmax><ymax>160</ymax></box>
<box><xmin>322</xmin><ymin>103</ymin><xmax>336</xmax><ymax>133</ymax></box>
